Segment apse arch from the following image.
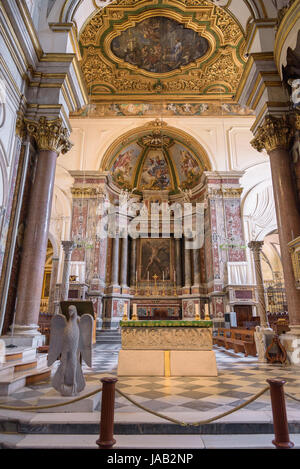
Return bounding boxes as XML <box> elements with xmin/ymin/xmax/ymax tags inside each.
<box><xmin>99</xmin><ymin>122</ymin><xmax>213</xmax><ymax>194</ymax></box>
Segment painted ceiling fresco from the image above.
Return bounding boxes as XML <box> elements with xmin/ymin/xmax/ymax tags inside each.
<box><xmin>111</xmin><ymin>16</ymin><xmax>209</xmax><ymax>74</ymax></box>
<box><xmin>109</xmin><ymin>132</ymin><xmax>205</xmax><ymax>193</ymax></box>
<box><xmin>79</xmin><ymin>0</ymin><xmax>246</xmax><ymax>102</ymax></box>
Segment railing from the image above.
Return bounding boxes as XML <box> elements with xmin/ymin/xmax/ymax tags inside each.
<box><xmin>0</xmin><ymin>377</ymin><xmax>297</xmax><ymax>449</ymax></box>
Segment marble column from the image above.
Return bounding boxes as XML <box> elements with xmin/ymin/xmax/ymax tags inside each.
<box><xmin>183</xmin><ymin>237</ymin><xmax>192</xmax><ymax>294</ymax></box>
<box><xmin>252</xmin><ymin>115</ymin><xmax>300</xmax><ymax>332</ymax></box>
<box><xmin>248</xmin><ymin>241</ymin><xmax>269</xmax><ymax>328</ymax></box>
<box><xmin>120</xmin><ymin>236</ymin><xmax>128</xmax><ymax>292</ymax></box>
<box><xmin>110</xmin><ymin>235</ymin><xmax>120</xmax><ymax>290</ymax></box>
<box><xmin>130</xmin><ymin>238</ymin><xmax>137</xmax><ymax>287</ymax></box>
<box><xmin>60</xmin><ymin>241</ymin><xmax>75</xmax><ymax>301</ymax></box>
<box><xmin>175</xmin><ymin>238</ymin><xmax>182</xmax><ymax>287</ymax></box>
<box><xmin>252</xmin><ymin>115</ymin><xmax>300</xmax><ymax>363</ymax></box>
<box><xmin>192</xmin><ymin>248</ymin><xmax>201</xmax><ymax>293</ymax></box>
<box><xmin>13</xmin><ymin>117</ymin><xmax>72</xmax><ymax>340</ymax></box>
<box><xmin>48</xmin><ymin>257</ymin><xmax>59</xmax><ymax>314</ymax></box>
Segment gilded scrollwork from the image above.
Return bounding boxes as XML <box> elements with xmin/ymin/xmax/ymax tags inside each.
<box><xmin>25</xmin><ymin>117</ymin><xmax>72</xmax><ymax>155</ymax></box>
<box><xmin>79</xmin><ymin>0</ymin><xmax>245</xmax><ymax>100</ymax></box>
<box><xmin>251</xmin><ymin>115</ymin><xmax>293</xmax><ymax>154</ymax></box>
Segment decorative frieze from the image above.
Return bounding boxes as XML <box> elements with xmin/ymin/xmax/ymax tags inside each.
<box><xmin>207</xmin><ymin>187</ymin><xmax>243</xmax><ymax>199</ymax></box>
<box><xmin>71</xmin><ymin>186</ymin><xmax>105</xmax><ymax>198</ymax></box>
<box><xmin>121</xmin><ymin>325</ymin><xmax>213</xmax><ymax>351</ymax></box>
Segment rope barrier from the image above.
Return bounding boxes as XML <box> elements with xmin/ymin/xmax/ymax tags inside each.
<box><xmin>285</xmin><ymin>392</ymin><xmax>300</xmax><ymax>403</ymax></box>
<box><xmin>0</xmin><ymin>387</ymin><xmax>102</xmax><ymax>411</ymax></box>
<box><xmin>0</xmin><ymin>381</ymin><xmax>297</xmax><ymax>423</ymax></box>
<box><xmin>115</xmin><ymin>385</ymin><xmax>270</xmax><ymax>427</ymax></box>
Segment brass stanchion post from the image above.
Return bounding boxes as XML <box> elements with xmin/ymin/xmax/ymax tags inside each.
<box><xmin>96</xmin><ymin>377</ymin><xmax>118</xmax><ymax>449</ymax></box>
<box><xmin>267</xmin><ymin>379</ymin><xmax>294</xmax><ymax>449</ymax></box>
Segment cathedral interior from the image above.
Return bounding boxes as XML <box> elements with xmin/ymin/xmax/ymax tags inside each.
<box><xmin>0</xmin><ymin>0</ymin><xmax>300</xmax><ymax>451</ymax></box>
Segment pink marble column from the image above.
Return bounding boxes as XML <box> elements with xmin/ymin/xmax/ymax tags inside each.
<box><xmin>248</xmin><ymin>241</ymin><xmax>269</xmax><ymax>328</ymax></box>
<box><xmin>13</xmin><ymin>117</ymin><xmax>71</xmax><ymax>338</ymax></box>
<box><xmin>47</xmin><ymin>256</ymin><xmax>59</xmax><ymax>315</ymax></box>
<box><xmin>60</xmin><ymin>241</ymin><xmax>75</xmax><ymax>301</ymax></box>
<box><xmin>252</xmin><ymin>115</ymin><xmax>300</xmax><ymax>333</ymax></box>
<box><xmin>269</xmin><ymin>146</ymin><xmax>300</xmax><ymax>330</ymax></box>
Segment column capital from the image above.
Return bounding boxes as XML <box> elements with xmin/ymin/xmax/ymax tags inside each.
<box><xmin>61</xmin><ymin>240</ymin><xmax>75</xmax><ymax>255</ymax></box>
<box><xmin>251</xmin><ymin>115</ymin><xmax>292</xmax><ymax>153</ymax></box>
<box><xmin>24</xmin><ymin>117</ymin><xmax>72</xmax><ymax>155</ymax></box>
<box><xmin>248</xmin><ymin>240</ymin><xmax>264</xmax><ymax>253</ymax></box>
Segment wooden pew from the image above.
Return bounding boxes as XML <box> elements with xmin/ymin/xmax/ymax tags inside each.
<box><xmin>213</xmin><ymin>328</ymin><xmax>231</xmax><ymax>348</ymax></box>
<box><xmin>213</xmin><ymin>328</ymin><xmax>257</xmax><ymax>357</ymax></box>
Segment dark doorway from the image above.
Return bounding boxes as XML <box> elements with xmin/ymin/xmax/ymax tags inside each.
<box><xmin>233</xmin><ymin>305</ymin><xmax>253</xmax><ymax>327</ymax></box>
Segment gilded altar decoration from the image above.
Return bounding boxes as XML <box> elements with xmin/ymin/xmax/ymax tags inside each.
<box><xmin>25</xmin><ymin>117</ymin><xmax>72</xmax><ymax>155</ymax></box>
<box><xmin>251</xmin><ymin>115</ymin><xmax>292</xmax><ymax>154</ymax></box>
<box><xmin>79</xmin><ymin>0</ymin><xmax>246</xmax><ymax>101</ymax></box>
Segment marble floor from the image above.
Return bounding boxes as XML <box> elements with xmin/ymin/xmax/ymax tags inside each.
<box><xmin>0</xmin><ymin>344</ymin><xmax>300</xmax><ymax>423</ymax></box>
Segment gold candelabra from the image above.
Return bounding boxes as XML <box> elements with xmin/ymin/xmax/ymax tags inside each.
<box><xmin>122</xmin><ymin>303</ymin><xmax>128</xmax><ymax>321</ymax></box>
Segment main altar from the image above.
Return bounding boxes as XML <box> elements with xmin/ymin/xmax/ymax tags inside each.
<box><xmin>117</xmin><ymin>318</ymin><xmax>218</xmax><ymax>377</ymax></box>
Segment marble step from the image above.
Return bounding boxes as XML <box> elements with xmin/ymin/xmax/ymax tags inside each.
<box><xmin>2</xmin><ymin>433</ymin><xmax>300</xmax><ymax>449</ymax></box>
<box><xmin>0</xmin><ymin>367</ymin><xmax>51</xmax><ymax>395</ymax></box>
<box><xmin>0</xmin><ymin>354</ymin><xmax>50</xmax><ymax>395</ymax></box>
<box><xmin>4</xmin><ymin>346</ymin><xmax>37</xmax><ymax>362</ymax></box>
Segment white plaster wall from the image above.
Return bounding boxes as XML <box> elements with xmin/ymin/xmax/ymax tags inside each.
<box><xmin>62</xmin><ymin>116</ymin><xmax>258</xmax><ymax>173</ymax></box>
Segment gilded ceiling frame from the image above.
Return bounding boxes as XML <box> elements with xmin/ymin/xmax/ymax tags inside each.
<box><xmin>79</xmin><ymin>0</ymin><xmax>247</xmax><ymax>102</ymax></box>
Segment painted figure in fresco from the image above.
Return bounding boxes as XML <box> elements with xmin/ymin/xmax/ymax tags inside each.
<box><xmin>141</xmin><ymin>155</ymin><xmax>170</xmax><ymax>190</ymax></box>
<box><xmin>112</xmin><ymin>148</ymin><xmax>136</xmax><ymax>189</ymax></box>
<box><xmin>111</xmin><ymin>17</ymin><xmax>209</xmax><ymax>74</ymax></box>
<box><xmin>180</xmin><ymin>149</ymin><xmax>201</xmax><ymax>188</ymax></box>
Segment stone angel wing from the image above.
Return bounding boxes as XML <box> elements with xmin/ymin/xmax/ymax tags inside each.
<box><xmin>78</xmin><ymin>314</ymin><xmax>93</xmax><ymax>368</ymax></box>
<box><xmin>47</xmin><ymin>314</ymin><xmax>67</xmax><ymax>367</ymax></box>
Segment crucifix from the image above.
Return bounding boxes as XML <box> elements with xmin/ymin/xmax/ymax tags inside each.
<box><xmin>153</xmin><ymin>274</ymin><xmax>159</xmax><ymax>296</ymax></box>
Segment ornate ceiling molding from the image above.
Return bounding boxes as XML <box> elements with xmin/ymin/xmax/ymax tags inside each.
<box><xmin>79</xmin><ymin>0</ymin><xmax>247</xmax><ymax>102</ymax></box>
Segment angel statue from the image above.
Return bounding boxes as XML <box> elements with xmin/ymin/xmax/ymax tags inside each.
<box><xmin>47</xmin><ymin>305</ymin><xmax>93</xmax><ymax>396</ymax></box>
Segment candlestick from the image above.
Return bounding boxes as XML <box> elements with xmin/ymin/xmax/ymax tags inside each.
<box><xmin>122</xmin><ymin>302</ymin><xmax>128</xmax><ymax>321</ymax></box>
<box><xmin>162</xmin><ymin>275</ymin><xmax>165</xmax><ymax>297</ymax></box>
<box><xmin>132</xmin><ymin>304</ymin><xmax>138</xmax><ymax>321</ymax></box>
<box><xmin>204</xmin><ymin>303</ymin><xmax>210</xmax><ymax>321</ymax></box>
<box><xmin>153</xmin><ymin>274</ymin><xmax>159</xmax><ymax>296</ymax></box>
<box><xmin>135</xmin><ymin>271</ymin><xmax>138</xmax><ymax>296</ymax></box>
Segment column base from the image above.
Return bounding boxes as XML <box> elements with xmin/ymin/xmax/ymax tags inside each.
<box><xmin>279</xmin><ymin>328</ymin><xmax>300</xmax><ymax>365</ymax></box>
<box><xmin>4</xmin><ymin>324</ymin><xmax>46</xmax><ymax>348</ymax></box>
<box><xmin>106</xmin><ymin>285</ymin><xmax>121</xmax><ymax>294</ymax></box>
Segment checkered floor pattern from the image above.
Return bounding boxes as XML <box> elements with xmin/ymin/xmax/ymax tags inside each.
<box><xmin>1</xmin><ymin>342</ymin><xmax>300</xmax><ymax>421</ymax></box>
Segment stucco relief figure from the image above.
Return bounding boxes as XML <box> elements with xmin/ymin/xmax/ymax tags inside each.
<box><xmin>48</xmin><ymin>305</ymin><xmax>93</xmax><ymax>396</ymax></box>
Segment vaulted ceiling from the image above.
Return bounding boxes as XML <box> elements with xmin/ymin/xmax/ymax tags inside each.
<box><xmin>78</xmin><ymin>0</ymin><xmax>247</xmax><ymax>102</ymax></box>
